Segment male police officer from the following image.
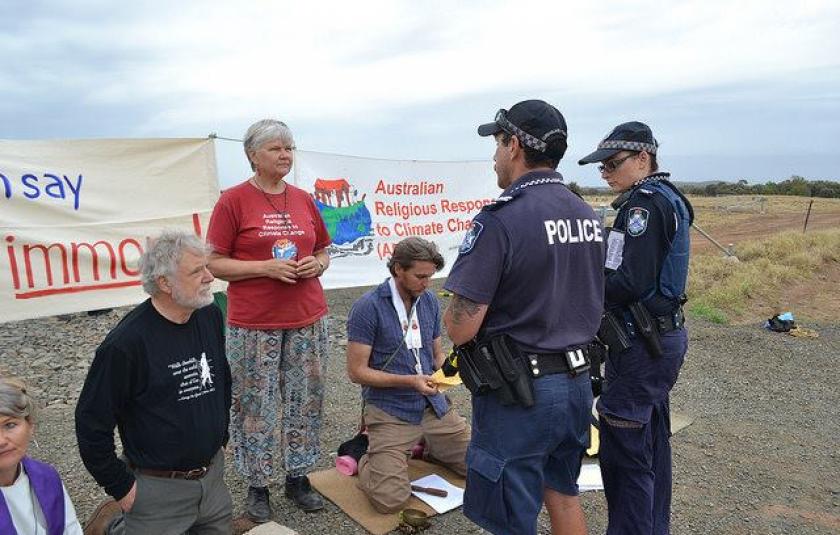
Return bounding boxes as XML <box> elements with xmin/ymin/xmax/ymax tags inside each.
<box><xmin>443</xmin><ymin>100</ymin><xmax>605</xmax><ymax>535</ymax></box>
<box><xmin>579</xmin><ymin>122</ymin><xmax>694</xmax><ymax>535</ymax></box>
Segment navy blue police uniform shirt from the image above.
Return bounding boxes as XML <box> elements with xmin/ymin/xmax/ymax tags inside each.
<box><xmin>444</xmin><ymin>170</ymin><xmax>605</xmax><ymax>353</ymax></box>
<box><xmin>604</xmin><ymin>173</ymin><xmax>694</xmax><ymax>316</ymax></box>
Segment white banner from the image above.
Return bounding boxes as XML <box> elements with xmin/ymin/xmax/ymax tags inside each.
<box><xmin>0</xmin><ymin>139</ymin><xmax>219</xmax><ymax>323</ymax></box>
<box><xmin>289</xmin><ymin>150</ymin><xmax>500</xmax><ymax>288</ymax></box>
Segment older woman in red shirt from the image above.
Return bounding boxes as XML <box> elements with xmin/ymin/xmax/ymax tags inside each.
<box><xmin>207</xmin><ymin>119</ymin><xmax>331</xmax><ymax>522</ymax></box>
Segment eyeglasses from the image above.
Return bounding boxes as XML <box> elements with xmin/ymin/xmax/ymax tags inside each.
<box><xmin>598</xmin><ymin>153</ymin><xmax>636</xmax><ymax>173</ymax></box>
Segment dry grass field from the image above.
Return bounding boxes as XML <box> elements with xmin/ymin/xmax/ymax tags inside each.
<box><xmin>586</xmin><ymin>194</ymin><xmax>840</xmax><ymax>325</ymax></box>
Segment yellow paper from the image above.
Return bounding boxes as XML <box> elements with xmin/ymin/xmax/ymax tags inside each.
<box><xmin>431</xmin><ymin>369</ymin><xmax>462</xmax><ymax>391</ymax></box>
<box><xmin>586</xmin><ymin>425</ymin><xmax>600</xmax><ymax>457</ymax></box>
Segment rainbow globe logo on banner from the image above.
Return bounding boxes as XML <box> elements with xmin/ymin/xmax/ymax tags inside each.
<box><xmin>312</xmin><ymin>178</ymin><xmax>374</xmax><ymax>258</ymax></box>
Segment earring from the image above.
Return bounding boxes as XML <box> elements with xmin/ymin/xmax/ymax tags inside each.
<box><xmin>33</xmin><ymin>437</ymin><xmax>39</xmax><ymax>449</ymax></box>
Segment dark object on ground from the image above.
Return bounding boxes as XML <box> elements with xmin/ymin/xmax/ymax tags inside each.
<box><xmin>410</xmin><ymin>485</ymin><xmax>447</xmax><ymax>498</ymax></box>
<box><xmin>399</xmin><ymin>508</ymin><xmax>430</xmax><ymax>530</ymax></box>
<box><xmin>232</xmin><ymin>515</ymin><xmax>258</xmax><ymax>535</ymax></box>
<box><xmin>337</xmin><ymin>432</ymin><xmax>369</xmax><ymax>461</ymax></box>
<box><xmin>766</xmin><ymin>315</ymin><xmax>796</xmax><ymax>332</ymax></box>
<box><xmin>245</xmin><ymin>486</ymin><xmax>272</xmax><ymax>523</ymax></box>
<box><xmin>285</xmin><ymin>475</ymin><xmax>324</xmax><ymax>512</ymax></box>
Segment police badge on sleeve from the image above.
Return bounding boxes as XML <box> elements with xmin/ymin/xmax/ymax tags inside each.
<box><xmin>627</xmin><ymin>207</ymin><xmax>649</xmax><ymax>237</ymax></box>
<box><xmin>459</xmin><ymin>221</ymin><xmax>483</xmax><ymax>254</ymax></box>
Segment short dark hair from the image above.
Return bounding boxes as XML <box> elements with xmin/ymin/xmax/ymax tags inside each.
<box><xmin>648</xmin><ymin>152</ymin><xmax>659</xmax><ymax>173</ymax></box>
<box><xmin>387</xmin><ymin>237</ymin><xmax>445</xmax><ymax>276</ymax></box>
<box><xmin>500</xmin><ymin>131</ymin><xmax>566</xmax><ymax>170</ymax></box>
<box><xmin>629</xmin><ymin>150</ymin><xmax>659</xmax><ymax>174</ymax></box>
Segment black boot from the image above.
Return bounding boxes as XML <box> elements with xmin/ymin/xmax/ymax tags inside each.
<box><xmin>245</xmin><ymin>486</ymin><xmax>272</xmax><ymax>523</ymax></box>
<box><xmin>285</xmin><ymin>475</ymin><xmax>324</xmax><ymax>512</ymax></box>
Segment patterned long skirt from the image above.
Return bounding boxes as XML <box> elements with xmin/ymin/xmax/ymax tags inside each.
<box><xmin>227</xmin><ymin>317</ymin><xmax>329</xmax><ymax>487</ymax></box>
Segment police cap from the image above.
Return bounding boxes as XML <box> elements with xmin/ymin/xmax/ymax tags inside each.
<box><xmin>578</xmin><ymin>121</ymin><xmax>658</xmax><ymax>165</ymax></box>
<box><xmin>478</xmin><ymin>100</ymin><xmax>568</xmax><ymax>157</ymax></box>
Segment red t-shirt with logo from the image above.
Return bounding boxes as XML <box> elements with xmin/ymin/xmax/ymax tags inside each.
<box><xmin>207</xmin><ymin>180</ymin><xmax>332</xmax><ymax>329</ymax></box>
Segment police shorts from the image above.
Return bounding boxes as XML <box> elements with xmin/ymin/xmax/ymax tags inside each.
<box><xmin>463</xmin><ymin>372</ymin><xmax>592</xmax><ymax>535</ymax></box>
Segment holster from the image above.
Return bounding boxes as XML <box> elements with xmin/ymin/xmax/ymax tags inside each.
<box><xmin>598</xmin><ymin>310</ymin><xmax>632</xmax><ymax>356</ymax></box>
<box><xmin>454</xmin><ymin>334</ymin><xmax>535</xmax><ymax>408</ymax></box>
<box><xmin>587</xmin><ymin>340</ymin><xmax>606</xmax><ymax>397</ymax></box>
<box><xmin>453</xmin><ymin>341</ymin><xmax>500</xmax><ymax>397</ymax></box>
<box><xmin>628</xmin><ymin>301</ymin><xmax>664</xmax><ymax>358</ymax></box>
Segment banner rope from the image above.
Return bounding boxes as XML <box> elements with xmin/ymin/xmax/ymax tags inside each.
<box><xmin>207</xmin><ymin>133</ymin><xmax>243</xmax><ymax>142</ymax></box>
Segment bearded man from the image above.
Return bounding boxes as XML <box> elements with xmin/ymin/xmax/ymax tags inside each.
<box><xmin>76</xmin><ymin>230</ymin><xmax>232</xmax><ymax>535</ymax></box>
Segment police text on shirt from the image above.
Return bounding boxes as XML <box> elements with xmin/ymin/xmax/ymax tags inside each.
<box><xmin>544</xmin><ymin>218</ymin><xmax>603</xmax><ymax>245</ymax></box>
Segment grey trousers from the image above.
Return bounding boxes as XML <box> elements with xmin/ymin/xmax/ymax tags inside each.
<box><xmin>108</xmin><ymin>449</ymin><xmax>232</xmax><ymax>535</ymax></box>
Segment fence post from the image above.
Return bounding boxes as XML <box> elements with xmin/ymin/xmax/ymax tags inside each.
<box><xmin>803</xmin><ymin>198</ymin><xmax>814</xmax><ymax>233</ymax></box>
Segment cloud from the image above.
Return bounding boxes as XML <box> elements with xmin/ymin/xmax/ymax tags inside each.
<box><xmin>1</xmin><ymin>1</ymin><xmax>838</xmax><ymax>181</ymax></box>
<box><xmin>4</xmin><ymin>1</ymin><xmax>838</xmax><ymax>129</ymax></box>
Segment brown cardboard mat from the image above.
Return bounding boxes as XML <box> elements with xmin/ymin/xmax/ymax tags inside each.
<box><xmin>308</xmin><ymin>459</ymin><xmax>465</xmax><ymax>535</ymax></box>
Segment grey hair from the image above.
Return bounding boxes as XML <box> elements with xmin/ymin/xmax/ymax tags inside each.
<box><xmin>387</xmin><ymin>237</ymin><xmax>445</xmax><ymax>276</ymax></box>
<box><xmin>243</xmin><ymin>119</ymin><xmax>295</xmax><ymax>171</ymax></box>
<box><xmin>0</xmin><ymin>376</ymin><xmax>36</xmax><ymax>423</ymax></box>
<box><xmin>139</xmin><ymin>230</ymin><xmax>211</xmax><ymax>296</ymax></box>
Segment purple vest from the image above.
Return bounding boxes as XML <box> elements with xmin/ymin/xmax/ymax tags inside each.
<box><xmin>0</xmin><ymin>457</ymin><xmax>65</xmax><ymax>535</ymax></box>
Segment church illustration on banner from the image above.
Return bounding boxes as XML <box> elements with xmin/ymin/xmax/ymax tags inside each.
<box><xmin>311</xmin><ymin>178</ymin><xmax>374</xmax><ymax>258</ymax></box>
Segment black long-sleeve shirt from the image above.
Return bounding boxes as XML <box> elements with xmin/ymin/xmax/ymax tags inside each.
<box><xmin>75</xmin><ymin>299</ymin><xmax>231</xmax><ymax>500</ymax></box>
<box><xmin>605</xmin><ymin>179</ymin><xmax>689</xmax><ymax>316</ymax></box>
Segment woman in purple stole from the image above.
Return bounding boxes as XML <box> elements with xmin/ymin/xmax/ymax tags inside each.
<box><xmin>0</xmin><ymin>376</ymin><xmax>82</xmax><ymax>535</ymax></box>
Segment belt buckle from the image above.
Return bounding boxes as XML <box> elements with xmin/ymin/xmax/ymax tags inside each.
<box><xmin>564</xmin><ymin>349</ymin><xmax>589</xmax><ymax>376</ymax></box>
<box><xmin>183</xmin><ymin>466</ymin><xmax>208</xmax><ymax>480</ymax></box>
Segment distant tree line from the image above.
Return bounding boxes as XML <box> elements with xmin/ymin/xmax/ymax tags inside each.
<box><xmin>568</xmin><ymin>176</ymin><xmax>840</xmax><ymax>198</ymax></box>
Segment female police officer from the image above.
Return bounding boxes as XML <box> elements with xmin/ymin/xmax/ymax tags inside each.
<box><xmin>579</xmin><ymin>122</ymin><xmax>693</xmax><ymax>535</ymax></box>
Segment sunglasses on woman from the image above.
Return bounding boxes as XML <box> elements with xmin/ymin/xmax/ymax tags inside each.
<box><xmin>598</xmin><ymin>153</ymin><xmax>636</xmax><ymax>173</ymax></box>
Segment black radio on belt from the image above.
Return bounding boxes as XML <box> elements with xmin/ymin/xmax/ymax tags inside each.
<box><xmin>599</xmin><ymin>303</ymin><xmax>684</xmax><ymax>359</ymax></box>
<box><xmin>598</xmin><ymin>310</ymin><xmax>633</xmax><ymax>356</ymax></box>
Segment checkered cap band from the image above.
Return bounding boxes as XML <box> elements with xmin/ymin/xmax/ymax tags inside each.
<box><xmin>598</xmin><ymin>140</ymin><xmax>657</xmax><ymax>154</ymax></box>
<box><xmin>496</xmin><ymin>110</ymin><xmax>566</xmax><ymax>153</ymax></box>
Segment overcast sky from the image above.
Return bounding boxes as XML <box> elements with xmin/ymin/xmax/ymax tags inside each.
<box><xmin>1</xmin><ymin>1</ymin><xmax>838</xmax><ymax>186</ymax></box>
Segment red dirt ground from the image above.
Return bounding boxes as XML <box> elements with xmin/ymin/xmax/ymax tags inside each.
<box><xmin>691</xmin><ymin>212</ymin><xmax>839</xmax><ymax>255</ymax></box>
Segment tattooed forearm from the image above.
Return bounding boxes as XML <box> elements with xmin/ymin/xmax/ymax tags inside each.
<box><xmin>444</xmin><ymin>293</ymin><xmax>486</xmax><ymax>344</ymax></box>
<box><xmin>449</xmin><ymin>295</ymin><xmax>481</xmax><ymax>324</ymax></box>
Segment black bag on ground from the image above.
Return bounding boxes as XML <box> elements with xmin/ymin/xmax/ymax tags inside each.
<box><xmin>767</xmin><ymin>315</ymin><xmax>796</xmax><ymax>332</ymax></box>
<box><xmin>337</xmin><ymin>432</ymin><xmax>369</xmax><ymax>462</ymax></box>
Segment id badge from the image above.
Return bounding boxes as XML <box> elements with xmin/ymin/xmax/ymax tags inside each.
<box><xmin>605</xmin><ymin>230</ymin><xmax>624</xmax><ymax>270</ymax></box>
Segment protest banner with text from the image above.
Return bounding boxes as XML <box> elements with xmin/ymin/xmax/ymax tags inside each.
<box><xmin>0</xmin><ymin>138</ymin><xmax>219</xmax><ymax>323</ymax></box>
<box><xmin>289</xmin><ymin>150</ymin><xmax>499</xmax><ymax>289</ymax></box>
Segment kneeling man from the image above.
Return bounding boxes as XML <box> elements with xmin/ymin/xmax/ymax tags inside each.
<box><xmin>346</xmin><ymin>237</ymin><xmax>471</xmax><ymax>513</ymax></box>
<box><xmin>76</xmin><ymin>230</ymin><xmax>232</xmax><ymax>535</ymax></box>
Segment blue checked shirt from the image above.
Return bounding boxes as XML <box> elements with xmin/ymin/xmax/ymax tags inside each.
<box><xmin>347</xmin><ymin>280</ymin><xmax>448</xmax><ymax>424</ymax></box>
